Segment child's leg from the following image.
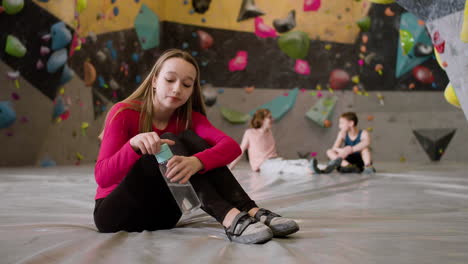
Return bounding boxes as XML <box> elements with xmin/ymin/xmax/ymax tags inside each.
<box><xmin>327</xmin><ymin>148</ymin><xmax>349</xmax><ymax>166</ymax></box>
<box><xmin>160</xmin><ymin>132</ymin><xmax>237</xmax><ymax>224</ymax></box>
<box><xmin>179</xmin><ymin>131</ymin><xmax>298</xmax><ymax>238</ymax></box>
<box><xmin>326</xmin><ymin>148</ymin><xmax>339</xmax><ymax>160</ymax></box>
<box><xmin>178</xmin><ymin>130</ymin><xmax>258</xmax><ymax>214</ymax></box>
<box><xmin>94</xmin><ymin>155</ymin><xmax>183</xmax><ymax>233</ymax></box>
<box><xmin>361</xmin><ymin>147</ymin><xmax>372</xmax><ymax>166</ymax></box>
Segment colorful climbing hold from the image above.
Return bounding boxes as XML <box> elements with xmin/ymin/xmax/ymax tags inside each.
<box><xmin>192</xmin><ymin>0</ymin><xmax>211</xmax><ymax>14</ymax></box>
<box><xmin>229</xmin><ymin>51</ymin><xmax>248</xmax><ymax>72</ymax></box>
<box><xmin>76</xmin><ymin>0</ymin><xmax>87</xmax><ymax>13</ymax></box>
<box><xmin>303</xmin><ymin>0</ymin><xmax>321</xmax><ymax>12</ymax></box>
<box><xmin>197</xmin><ymin>30</ymin><xmax>213</xmax><ymax>49</ymax></box>
<box><xmin>237</xmin><ymin>0</ymin><xmax>265</xmax><ymax>22</ymax></box>
<box><xmin>273</xmin><ymin>10</ymin><xmax>296</xmax><ymax>33</ymax></box>
<box><xmin>83</xmin><ymin>61</ymin><xmax>96</xmax><ymax>86</ymax></box>
<box><xmin>412</xmin><ymin>65</ymin><xmax>434</xmax><ymax>84</ymax></box>
<box><xmin>134</xmin><ymin>4</ymin><xmax>160</xmax><ymax>50</ymax></box>
<box><xmin>357</xmin><ymin>16</ymin><xmax>371</xmax><ymax>32</ymax></box>
<box><xmin>36</xmin><ymin>59</ymin><xmax>44</xmax><ymax>70</ymax></box>
<box><xmin>278</xmin><ymin>31</ymin><xmax>310</xmax><ymax>59</ymax></box>
<box><xmin>295</xmin><ymin>59</ymin><xmax>311</xmax><ymax>75</ymax></box>
<box><xmin>3</xmin><ymin>0</ymin><xmax>24</xmax><ymax>15</ymax></box>
<box><xmin>50</xmin><ymin>22</ymin><xmax>72</xmax><ymax>51</ymax></box>
<box><xmin>255</xmin><ymin>17</ymin><xmax>278</xmax><ymax>38</ymax></box>
<box><xmin>432</xmin><ymin>31</ymin><xmax>445</xmax><ymax>53</ymax></box>
<box><xmin>399</xmin><ymin>29</ymin><xmax>415</xmax><ymax>55</ymax></box>
<box><xmin>384</xmin><ymin>7</ymin><xmax>395</xmax><ymax>16</ymax></box>
<box><xmin>59</xmin><ymin>64</ymin><xmax>74</xmax><ymax>86</ymax></box>
<box><xmin>329</xmin><ymin>69</ymin><xmax>350</xmax><ymax>90</ymax></box>
<box><xmin>5</xmin><ymin>35</ymin><xmax>26</xmax><ymax>57</ymax></box>
<box><xmin>47</xmin><ymin>49</ymin><xmax>68</xmax><ymax>73</ymax></box>
<box><xmin>444</xmin><ymin>83</ymin><xmax>461</xmax><ymax>108</ymax></box>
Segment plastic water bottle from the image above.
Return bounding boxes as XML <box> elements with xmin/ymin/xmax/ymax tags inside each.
<box><xmin>155</xmin><ymin>143</ymin><xmax>201</xmax><ymax>214</ymax></box>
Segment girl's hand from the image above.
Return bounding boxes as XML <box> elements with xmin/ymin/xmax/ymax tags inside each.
<box><xmin>165</xmin><ymin>156</ymin><xmax>204</xmax><ymax>184</ymax></box>
<box><xmin>129</xmin><ymin>132</ymin><xmax>175</xmax><ymax>155</ymax></box>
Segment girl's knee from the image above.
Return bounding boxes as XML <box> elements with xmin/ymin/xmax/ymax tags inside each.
<box><xmin>160</xmin><ymin>132</ymin><xmax>177</xmax><ymax>141</ymax></box>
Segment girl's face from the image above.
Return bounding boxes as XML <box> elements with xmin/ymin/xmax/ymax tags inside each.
<box><xmin>152</xmin><ymin>58</ymin><xmax>196</xmax><ymax>111</ymax></box>
<box><xmin>262</xmin><ymin>113</ymin><xmax>273</xmax><ymax>129</ymax></box>
<box><xmin>338</xmin><ymin>117</ymin><xmax>353</xmax><ymax>131</ymax></box>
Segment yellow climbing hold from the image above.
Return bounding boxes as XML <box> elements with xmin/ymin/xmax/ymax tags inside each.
<box><xmin>352</xmin><ymin>75</ymin><xmax>360</xmax><ymax>84</ymax></box>
<box><xmin>76</xmin><ymin>0</ymin><xmax>87</xmax><ymax>13</ymax></box>
<box><xmin>444</xmin><ymin>83</ymin><xmax>461</xmax><ymax>108</ymax></box>
<box><xmin>76</xmin><ymin>152</ymin><xmax>84</xmax><ymax>160</ymax></box>
<box><xmin>461</xmin><ymin>0</ymin><xmax>468</xmax><ymax>42</ymax></box>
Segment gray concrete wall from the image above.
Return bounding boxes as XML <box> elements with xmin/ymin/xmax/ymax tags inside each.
<box><xmin>207</xmin><ymin>88</ymin><xmax>468</xmax><ymax>163</ymax></box>
<box><xmin>0</xmin><ymin>61</ymin><xmax>104</xmax><ymax>166</ymax></box>
<box><xmin>1</xmin><ymin>60</ymin><xmax>467</xmax><ymax>166</ymax></box>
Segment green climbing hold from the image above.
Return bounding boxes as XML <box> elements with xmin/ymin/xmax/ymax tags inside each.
<box><xmin>399</xmin><ymin>29</ymin><xmax>415</xmax><ymax>55</ymax></box>
<box><xmin>356</xmin><ymin>16</ymin><xmax>371</xmax><ymax>32</ymax></box>
<box><xmin>221</xmin><ymin>107</ymin><xmax>251</xmax><ymax>124</ymax></box>
<box><xmin>306</xmin><ymin>96</ymin><xmax>338</xmax><ymax>128</ymax></box>
<box><xmin>3</xmin><ymin>0</ymin><xmax>24</xmax><ymax>15</ymax></box>
<box><xmin>5</xmin><ymin>35</ymin><xmax>26</xmax><ymax>58</ymax></box>
<box><xmin>134</xmin><ymin>4</ymin><xmax>160</xmax><ymax>50</ymax></box>
<box><xmin>277</xmin><ymin>31</ymin><xmax>310</xmax><ymax>59</ymax></box>
<box><xmin>76</xmin><ymin>0</ymin><xmax>87</xmax><ymax>13</ymax></box>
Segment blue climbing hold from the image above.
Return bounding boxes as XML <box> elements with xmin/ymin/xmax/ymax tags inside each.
<box><xmin>192</xmin><ymin>51</ymin><xmax>198</xmax><ymax>56</ymax></box>
<box><xmin>0</xmin><ymin>101</ymin><xmax>16</xmax><ymax>129</ymax></box>
<box><xmin>98</xmin><ymin>75</ymin><xmax>106</xmax><ymax>88</ymax></box>
<box><xmin>136</xmin><ymin>75</ymin><xmax>142</xmax><ymax>83</ymax></box>
<box><xmin>59</xmin><ymin>65</ymin><xmax>74</xmax><ymax>86</ymax></box>
<box><xmin>110</xmin><ymin>49</ymin><xmax>117</xmax><ymax>60</ymax></box>
<box><xmin>113</xmin><ymin>6</ymin><xmax>119</xmax><ymax>16</ymax></box>
<box><xmin>132</xmin><ymin>53</ymin><xmax>139</xmax><ymax>62</ymax></box>
<box><xmin>52</xmin><ymin>96</ymin><xmax>66</xmax><ymax>119</ymax></box>
<box><xmin>50</xmin><ymin>22</ymin><xmax>72</xmax><ymax>51</ymax></box>
<box><xmin>47</xmin><ymin>49</ymin><xmax>68</xmax><ymax>73</ymax></box>
<box><xmin>40</xmin><ymin>158</ymin><xmax>57</xmax><ymax>167</ymax></box>
<box><xmin>182</xmin><ymin>42</ymin><xmax>189</xmax><ymax>49</ymax></box>
<box><xmin>106</xmin><ymin>40</ymin><xmax>113</xmax><ymax>49</ymax></box>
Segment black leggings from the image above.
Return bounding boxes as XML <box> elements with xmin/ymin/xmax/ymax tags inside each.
<box><xmin>94</xmin><ymin>130</ymin><xmax>258</xmax><ymax>233</ymax></box>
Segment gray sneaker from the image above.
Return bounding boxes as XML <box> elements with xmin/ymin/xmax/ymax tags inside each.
<box><xmin>363</xmin><ymin>166</ymin><xmax>376</xmax><ymax>174</ymax></box>
<box><xmin>224</xmin><ymin>211</ymin><xmax>273</xmax><ymax>244</ymax></box>
<box><xmin>322</xmin><ymin>158</ymin><xmax>343</xmax><ymax>173</ymax></box>
<box><xmin>254</xmin><ymin>208</ymin><xmax>299</xmax><ymax>237</ymax></box>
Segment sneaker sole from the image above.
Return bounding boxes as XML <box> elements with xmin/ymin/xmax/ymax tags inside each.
<box><xmin>270</xmin><ymin>224</ymin><xmax>300</xmax><ymax>237</ymax></box>
<box><xmin>230</xmin><ymin>228</ymin><xmax>273</xmax><ymax>244</ymax></box>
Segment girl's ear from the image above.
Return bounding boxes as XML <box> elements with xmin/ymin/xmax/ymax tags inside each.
<box><xmin>152</xmin><ymin>75</ymin><xmax>157</xmax><ymax>88</ymax></box>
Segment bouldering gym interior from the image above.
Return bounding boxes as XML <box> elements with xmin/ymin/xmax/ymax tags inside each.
<box><xmin>1</xmin><ymin>0</ymin><xmax>468</xmax><ymax>263</ymax></box>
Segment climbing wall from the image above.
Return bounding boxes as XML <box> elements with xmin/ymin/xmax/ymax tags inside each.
<box><xmin>0</xmin><ymin>0</ymin><xmax>465</xmax><ymax>166</ymax></box>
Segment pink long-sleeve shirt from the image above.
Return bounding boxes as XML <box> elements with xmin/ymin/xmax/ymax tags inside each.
<box><xmin>94</xmin><ymin>102</ymin><xmax>241</xmax><ymax>200</ymax></box>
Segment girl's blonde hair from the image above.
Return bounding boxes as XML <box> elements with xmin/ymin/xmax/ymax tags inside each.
<box><xmin>99</xmin><ymin>49</ymin><xmax>206</xmax><ymax>139</ymax></box>
<box><xmin>250</xmin><ymin>108</ymin><xmax>271</xmax><ymax>129</ymax></box>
